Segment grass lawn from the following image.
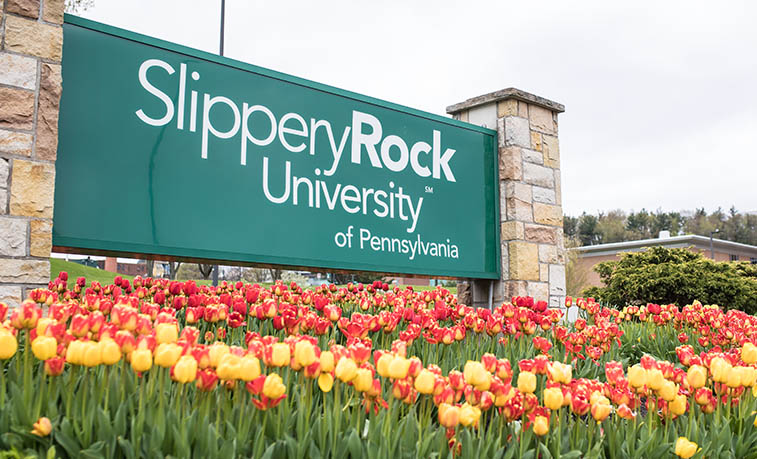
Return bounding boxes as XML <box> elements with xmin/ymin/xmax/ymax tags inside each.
<box><xmin>50</xmin><ymin>258</ymin><xmax>457</xmax><ymax>293</ymax></box>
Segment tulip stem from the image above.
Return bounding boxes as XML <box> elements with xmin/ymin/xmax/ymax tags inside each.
<box><xmin>103</xmin><ymin>365</ymin><xmax>110</xmax><ymax>415</ymax></box>
<box><xmin>0</xmin><ymin>361</ymin><xmax>5</xmax><ymax>409</ymax></box>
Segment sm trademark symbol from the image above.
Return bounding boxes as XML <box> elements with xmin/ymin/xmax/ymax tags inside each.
<box><xmin>425</xmin><ymin>186</ymin><xmax>434</xmax><ymax>194</ymax></box>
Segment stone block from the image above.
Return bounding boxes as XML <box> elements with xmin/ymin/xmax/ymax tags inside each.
<box><xmin>543</xmin><ymin>134</ymin><xmax>560</xmax><ymax>168</ymax></box>
<box><xmin>36</xmin><ymin>63</ymin><xmax>62</xmax><ymax>160</ymax></box>
<box><xmin>0</xmin><ymin>189</ymin><xmax>7</xmax><ymax>214</ymax></box>
<box><xmin>0</xmin><ymin>258</ymin><xmax>49</xmax><ymax>283</ymax></box>
<box><xmin>554</xmin><ymin>170</ymin><xmax>562</xmax><ymax>205</ymax></box>
<box><xmin>30</xmin><ymin>218</ymin><xmax>52</xmax><ymax>257</ymax></box>
<box><xmin>0</xmin><ymin>158</ymin><xmax>9</xmax><ymax>186</ymax></box>
<box><xmin>5</xmin><ymin>16</ymin><xmax>63</xmax><ymax>61</ymax></box>
<box><xmin>9</xmin><ymin>160</ymin><xmax>56</xmax><ymax>218</ymax></box>
<box><xmin>0</xmin><ymin>53</ymin><xmax>38</xmax><ymax>90</ymax></box>
<box><xmin>540</xmin><ymin>263</ymin><xmax>549</xmax><ymax>282</ymax></box>
<box><xmin>521</xmin><ymin>148</ymin><xmax>543</xmax><ymax>165</ymax></box>
<box><xmin>501</xmin><ymin>221</ymin><xmax>524</xmax><ymax>241</ymax></box>
<box><xmin>42</xmin><ymin>0</ymin><xmax>65</xmax><ymax>24</ymax></box>
<box><xmin>533</xmin><ymin>203</ymin><xmax>563</xmax><ymax>227</ymax></box>
<box><xmin>468</xmin><ymin>103</ymin><xmax>497</xmax><ymax>130</ymax></box>
<box><xmin>0</xmin><ymin>285</ymin><xmax>24</xmax><ymax>308</ymax></box>
<box><xmin>505</xmin><ymin>181</ymin><xmax>531</xmax><ymax>202</ymax></box>
<box><xmin>498</xmin><ymin>146</ymin><xmax>522</xmax><ymax>180</ymax></box>
<box><xmin>527</xmin><ymin>281</ymin><xmax>549</xmax><ymax>301</ymax></box>
<box><xmin>538</xmin><ymin>244</ymin><xmax>559</xmax><ymax>264</ymax></box>
<box><xmin>549</xmin><ymin>264</ymin><xmax>566</xmax><ymax>296</ymax></box>
<box><xmin>532</xmin><ymin>186</ymin><xmax>556</xmax><ymax>204</ymax></box>
<box><xmin>500</xmin><ymin>242</ymin><xmax>509</xmax><ymax>280</ymax></box>
<box><xmin>0</xmin><ymin>130</ymin><xmax>33</xmax><ymax>156</ymax></box>
<box><xmin>524</xmin><ymin>224</ymin><xmax>558</xmax><ymax>244</ymax></box>
<box><xmin>455</xmin><ymin>111</ymin><xmax>468</xmax><ymax>122</ymax></box>
<box><xmin>497</xmin><ymin>99</ymin><xmax>518</xmax><ymax>118</ymax></box>
<box><xmin>0</xmin><ymin>87</ymin><xmax>35</xmax><ymax>130</ymax></box>
<box><xmin>0</xmin><ymin>216</ymin><xmax>27</xmax><ymax>256</ymax></box>
<box><xmin>503</xmin><ymin>280</ymin><xmax>528</xmax><ymax>300</ymax></box>
<box><xmin>529</xmin><ymin>105</ymin><xmax>556</xmax><ymax>134</ymax></box>
<box><xmin>530</xmin><ymin>131</ymin><xmax>542</xmax><ymax>151</ymax></box>
<box><xmin>500</xmin><ymin>116</ymin><xmax>530</xmax><ymax>148</ymax></box>
<box><xmin>506</xmin><ymin>197</ymin><xmax>532</xmax><ymax>222</ymax></box>
<box><xmin>517</xmin><ymin>102</ymin><xmax>529</xmax><ymax>118</ymax></box>
<box><xmin>6</xmin><ymin>0</ymin><xmax>40</xmax><ymax>18</ymax></box>
<box><xmin>523</xmin><ymin>162</ymin><xmax>555</xmax><ymax>188</ymax></box>
<box><xmin>508</xmin><ymin>241</ymin><xmax>539</xmax><ymax>281</ymax></box>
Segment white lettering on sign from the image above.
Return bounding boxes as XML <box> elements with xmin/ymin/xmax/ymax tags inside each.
<box><xmin>133</xmin><ymin>58</ymin><xmax>466</xmax><ymax>235</ymax></box>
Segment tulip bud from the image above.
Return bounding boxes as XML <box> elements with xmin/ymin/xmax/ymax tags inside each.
<box><xmin>270</xmin><ymin>343</ymin><xmax>291</xmax><ymax>367</ymax></box>
<box><xmin>387</xmin><ymin>356</ymin><xmax>411</xmax><ymax>380</ymax></box>
<box><xmin>262</xmin><ymin>373</ymin><xmax>286</xmax><ymax>399</ymax></box>
<box><xmin>155</xmin><ymin>323</ymin><xmax>178</xmax><ymax>344</ymax></box>
<box><xmin>438</xmin><ymin>403</ymin><xmax>460</xmax><ymax>428</ymax></box>
<box><xmin>674</xmin><ymin>437</ymin><xmax>698</xmax><ymax>458</ymax></box>
<box><xmin>659</xmin><ymin>380</ymin><xmax>677</xmax><ymax>402</ymax></box>
<box><xmin>99</xmin><ymin>338</ymin><xmax>122</xmax><ymax>365</ymax></box>
<box><xmin>173</xmin><ymin>355</ymin><xmax>198</xmax><ymax>383</ymax></box>
<box><xmin>239</xmin><ymin>355</ymin><xmax>261</xmax><ymax>382</ymax></box>
<box><xmin>82</xmin><ymin>341</ymin><xmax>101</xmax><ymax>367</ymax></box>
<box><xmin>335</xmin><ymin>357</ymin><xmax>358</xmax><ymax>383</ymax></box>
<box><xmin>31</xmin><ymin>336</ymin><xmax>57</xmax><ymax>361</ymax></box>
<box><xmin>670</xmin><ymin>394</ymin><xmax>687</xmax><ymax>416</ymax></box>
<box><xmin>543</xmin><ymin>387</ymin><xmax>564</xmax><ymax>410</ymax></box>
<box><xmin>319</xmin><ymin>351</ymin><xmax>335</xmax><ymax>373</ymax></box>
<box><xmin>742</xmin><ymin>342</ymin><xmax>757</xmax><ymax>365</ymax></box>
<box><xmin>459</xmin><ymin>403</ymin><xmax>481</xmax><ymax>427</ymax></box>
<box><xmin>376</xmin><ymin>353</ymin><xmax>394</xmax><ymax>378</ymax></box>
<box><xmin>31</xmin><ymin>417</ymin><xmax>52</xmax><ymax>437</ymax></box>
<box><xmin>686</xmin><ymin>365</ymin><xmax>707</xmax><ymax>389</ymax></box>
<box><xmin>591</xmin><ymin>401</ymin><xmax>611</xmax><ymax>422</ymax></box>
<box><xmin>628</xmin><ymin>365</ymin><xmax>647</xmax><ymax>388</ymax></box>
<box><xmin>318</xmin><ymin>372</ymin><xmax>334</xmax><ymax>392</ymax></box>
<box><xmin>294</xmin><ymin>341</ymin><xmax>316</xmax><ymax>368</ymax></box>
<box><xmin>44</xmin><ymin>356</ymin><xmax>65</xmax><ymax>376</ymax></box>
<box><xmin>354</xmin><ymin>368</ymin><xmax>373</xmax><ymax>392</ymax></box>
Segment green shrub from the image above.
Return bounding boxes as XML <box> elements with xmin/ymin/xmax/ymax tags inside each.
<box><xmin>583</xmin><ymin>247</ymin><xmax>757</xmax><ymax>313</ymax></box>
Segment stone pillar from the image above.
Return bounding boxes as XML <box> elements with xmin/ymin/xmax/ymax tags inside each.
<box><xmin>0</xmin><ymin>0</ymin><xmax>64</xmax><ymax>307</ymax></box>
<box><xmin>447</xmin><ymin>88</ymin><xmax>566</xmax><ymax>309</ymax></box>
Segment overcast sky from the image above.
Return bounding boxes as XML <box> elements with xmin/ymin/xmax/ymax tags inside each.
<box><xmin>77</xmin><ymin>0</ymin><xmax>757</xmax><ymax>217</ymax></box>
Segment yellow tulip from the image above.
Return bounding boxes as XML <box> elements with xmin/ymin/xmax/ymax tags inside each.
<box><xmin>387</xmin><ymin>356</ymin><xmax>411</xmax><ymax>380</ymax></box>
<box><xmin>31</xmin><ymin>417</ymin><xmax>52</xmax><ymax>437</ymax></box>
<box><xmin>647</xmin><ymin>369</ymin><xmax>664</xmax><ymax>391</ymax></box>
<box><xmin>131</xmin><ymin>348</ymin><xmax>152</xmax><ymax>372</ymax></box>
<box><xmin>628</xmin><ymin>365</ymin><xmax>647</xmax><ymax>388</ymax></box>
<box><xmin>31</xmin><ymin>336</ymin><xmax>57</xmax><ymax>361</ymax></box>
<box><xmin>533</xmin><ymin>415</ymin><xmax>549</xmax><ymax>436</ymax></box>
<box><xmin>173</xmin><ymin>355</ymin><xmax>198</xmax><ymax>383</ymax></box>
<box><xmin>262</xmin><ymin>373</ymin><xmax>286</xmax><ymax>399</ymax></box>
<box><xmin>208</xmin><ymin>342</ymin><xmax>230</xmax><ymax>368</ymax></box>
<box><xmin>81</xmin><ymin>341</ymin><xmax>101</xmax><ymax>367</ymax></box>
<box><xmin>354</xmin><ymin>368</ymin><xmax>373</xmax><ymax>392</ymax></box>
<box><xmin>239</xmin><ymin>355</ymin><xmax>261</xmax><ymax>381</ymax></box>
<box><xmin>543</xmin><ymin>387</ymin><xmax>564</xmax><ymax>410</ymax></box>
<box><xmin>270</xmin><ymin>343</ymin><xmax>291</xmax><ymax>367</ymax></box>
<box><xmin>414</xmin><ymin>369</ymin><xmax>435</xmax><ymax>395</ymax></box>
<box><xmin>217</xmin><ymin>354</ymin><xmax>241</xmax><ymax>380</ymax></box>
<box><xmin>517</xmin><ymin>371</ymin><xmax>536</xmax><ymax>394</ymax></box>
<box><xmin>687</xmin><ymin>365</ymin><xmax>707</xmax><ymax>389</ymax></box>
<box><xmin>376</xmin><ymin>353</ymin><xmax>394</xmax><ymax>378</ymax></box>
<box><xmin>742</xmin><ymin>342</ymin><xmax>757</xmax><ymax>364</ymax></box>
<box><xmin>154</xmin><ymin>343</ymin><xmax>181</xmax><ymax>368</ymax></box>
<box><xmin>335</xmin><ymin>357</ymin><xmax>358</xmax><ymax>383</ymax></box>
<box><xmin>459</xmin><ymin>403</ymin><xmax>481</xmax><ymax>427</ymax></box>
<box><xmin>670</xmin><ymin>394</ymin><xmax>686</xmax><ymax>416</ymax></box>
<box><xmin>659</xmin><ymin>380</ymin><xmax>677</xmax><ymax>402</ymax></box>
<box><xmin>100</xmin><ymin>338</ymin><xmax>122</xmax><ymax>365</ymax></box>
<box><xmin>318</xmin><ymin>373</ymin><xmax>334</xmax><ymax>392</ymax></box>
<box><xmin>66</xmin><ymin>340</ymin><xmax>84</xmax><ymax>365</ymax></box>
<box><xmin>0</xmin><ymin>331</ymin><xmax>17</xmax><ymax>360</ymax></box>
<box><xmin>674</xmin><ymin>437</ymin><xmax>698</xmax><ymax>458</ymax></box>
<box><xmin>294</xmin><ymin>340</ymin><xmax>316</xmax><ymax>367</ymax></box>
<box><xmin>710</xmin><ymin>357</ymin><xmax>731</xmax><ymax>383</ymax></box>
<box><xmin>438</xmin><ymin>403</ymin><xmax>460</xmax><ymax>428</ymax></box>
<box><xmin>155</xmin><ymin>323</ymin><xmax>178</xmax><ymax>344</ymax></box>
<box><xmin>319</xmin><ymin>351</ymin><xmax>335</xmax><ymax>373</ymax></box>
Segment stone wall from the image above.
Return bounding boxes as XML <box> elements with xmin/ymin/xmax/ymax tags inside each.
<box><xmin>0</xmin><ymin>0</ymin><xmax>64</xmax><ymax>306</ymax></box>
<box><xmin>447</xmin><ymin>88</ymin><xmax>566</xmax><ymax>309</ymax></box>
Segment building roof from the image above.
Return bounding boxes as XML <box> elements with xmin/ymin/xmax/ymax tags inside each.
<box><xmin>571</xmin><ymin>234</ymin><xmax>757</xmax><ymax>258</ymax></box>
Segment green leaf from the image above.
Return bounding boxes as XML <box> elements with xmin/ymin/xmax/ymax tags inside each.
<box><xmin>78</xmin><ymin>440</ymin><xmax>106</xmax><ymax>459</ymax></box>
<box><xmin>117</xmin><ymin>437</ymin><xmax>135</xmax><ymax>459</ymax></box>
<box><xmin>46</xmin><ymin>446</ymin><xmax>56</xmax><ymax>459</ymax></box>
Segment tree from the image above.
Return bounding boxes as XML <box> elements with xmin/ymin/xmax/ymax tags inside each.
<box><xmin>168</xmin><ymin>261</ymin><xmax>182</xmax><ymax>280</ymax></box>
<box><xmin>577</xmin><ymin>213</ymin><xmax>601</xmax><ymax>246</ymax></box>
<box><xmin>595</xmin><ymin>210</ymin><xmax>630</xmax><ymax>243</ymax></box>
<box><xmin>584</xmin><ymin>247</ymin><xmax>757</xmax><ymax>313</ymax></box>
<box><xmin>198</xmin><ymin>264</ymin><xmax>214</xmax><ymax>279</ymax></box>
<box><xmin>65</xmin><ymin>0</ymin><xmax>94</xmax><ymax>13</ymax></box>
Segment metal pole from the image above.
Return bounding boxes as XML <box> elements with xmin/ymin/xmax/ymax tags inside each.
<box><xmin>219</xmin><ymin>0</ymin><xmax>226</xmax><ymax>56</ymax></box>
<box><xmin>710</xmin><ymin>234</ymin><xmax>714</xmax><ymax>259</ymax></box>
<box><xmin>488</xmin><ymin>279</ymin><xmax>494</xmax><ymax>310</ymax></box>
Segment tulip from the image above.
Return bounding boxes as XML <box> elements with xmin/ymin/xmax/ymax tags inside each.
<box><xmin>533</xmin><ymin>415</ymin><xmax>549</xmax><ymax>436</ymax></box>
<box><xmin>44</xmin><ymin>356</ymin><xmax>65</xmax><ymax>376</ymax></box>
<box><xmin>239</xmin><ymin>355</ymin><xmax>261</xmax><ymax>381</ymax></box>
<box><xmin>387</xmin><ymin>356</ymin><xmax>411</xmax><ymax>380</ymax></box>
<box><xmin>628</xmin><ymin>365</ymin><xmax>647</xmax><ymax>388</ymax></box>
<box><xmin>517</xmin><ymin>371</ymin><xmax>536</xmax><ymax>394</ymax></box>
<box><xmin>270</xmin><ymin>343</ymin><xmax>291</xmax><ymax>367</ymax></box>
<box><xmin>131</xmin><ymin>348</ymin><xmax>152</xmax><ymax>372</ymax></box>
<box><xmin>742</xmin><ymin>342</ymin><xmax>757</xmax><ymax>364</ymax></box>
<box><xmin>335</xmin><ymin>357</ymin><xmax>358</xmax><ymax>383</ymax></box>
<box><xmin>173</xmin><ymin>355</ymin><xmax>198</xmax><ymax>383</ymax></box>
<box><xmin>674</xmin><ymin>437</ymin><xmax>698</xmax><ymax>458</ymax></box>
<box><xmin>294</xmin><ymin>340</ymin><xmax>316</xmax><ymax>367</ymax></box>
<box><xmin>318</xmin><ymin>373</ymin><xmax>334</xmax><ymax>392</ymax></box>
<box><xmin>208</xmin><ymin>343</ymin><xmax>230</xmax><ymax>368</ymax></box>
<box><xmin>710</xmin><ymin>357</ymin><xmax>731</xmax><ymax>383</ymax></box>
<box><xmin>376</xmin><ymin>353</ymin><xmax>394</xmax><ymax>378</ymax></box>
<box><xmin>154</xmin><ymin>343</ymin><xmax>181</xmax><ymax>368</ymax></box>
<box><xmin>616</xmin><ymin>403</ymin><xmax>635</xmax><ymax>420</ymax></box>
<box><xmin>687</xmin><ymin>365</ymin><xmax>707</xmax><ymax>389</ymax></box>
<box><xmin>670</xmin><ymin>394</ymin><xmax>687</xmax><ymax>416</ymax></box>
<box><xmin>100</xmin><ymin>338</ymin><xmax>122</xmax><ymax>365</ymax></box>
<box><xmin>31</xmin><ymin>336</ymin><xmax>57</xmax><ymax>361</ymax></box>
<box><xmin>591</xmin><ymin>401</ymin><xmax>612</xmax><ymax>422</ymax></box>
<box><xmin>659</xmin><ymin>380</ymin><xmax>677</xmax><ymax>402</ymax></box>
<box><xmin>548</xmin><ymin>362</ymin><xmax>572</xmax><ymax>384</ymax></box>
<box><xmin>81</xmin><ymin>341</ymin><xmax>101</xmax><ymax>367</ymax></box>
<box><xmin>66</xmin><ymin>340</ymin><xmax>84</xmax><ymax>365</ymax></box>
<box><xmin>155</xmin><ymin>323</ymin><xmax>178</xmax><ymax>344</ymax></box>
<box><xmin>31</xmin><ymin>417</ymin><xmax>52</xmax><ymax>437</ymax></box>
<box><xmin>0</xmin><ymin>331</ymin><xmax>17</xmax><ymax>359</ymax></box>
<box><xmin>459</xmin><ymin>403</ymin><xmax>481</xmax><ymax>427</ymax></box>
<box><xmin>414</xmin><ymin>369</ymin><xmax>435</xmax><ymax>395</ymax></box>
<box><xmin>262</xmin><ymin>373</ymin><xmax>286</xmax><ymax>399</ymax></box>
<box><xmin>647</xmin><ymin>369</ymin><xmax>664</xmax><ymax>391</ymax></box>
<box><xmin>217</xmin><ymin>354</ymin><xmax>241</xmax><ymax>380</ymax></box>
<box><xmin>354</xmin><ymin>368</ymin><xmax>373</xmax><ymax>392</ymax></box>
<box><xmin>438</xmin><ymin>403</ymin><xmax>460</xmax><ymax>428</ymax></box>
<box><xmin>543</xmin><ymin>387</ymin><xmax>563</xmax><ymax>410</ymax></box>
<box><xmin>319</xmin><ymin>351</ymin><xmax>335</xmax><ymax>373</ymax></box>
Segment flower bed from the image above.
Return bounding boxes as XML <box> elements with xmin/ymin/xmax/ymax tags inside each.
<box><xmin>1</xmin><ymin>272</ymin><xmax>756</xmax><ymax>457</ymax></box>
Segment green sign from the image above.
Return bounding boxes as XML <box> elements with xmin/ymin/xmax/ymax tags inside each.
<box><xmin>54</xmin><ymin>15</ymin><xmax>500</xmax><ymax>279</ymax></box>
